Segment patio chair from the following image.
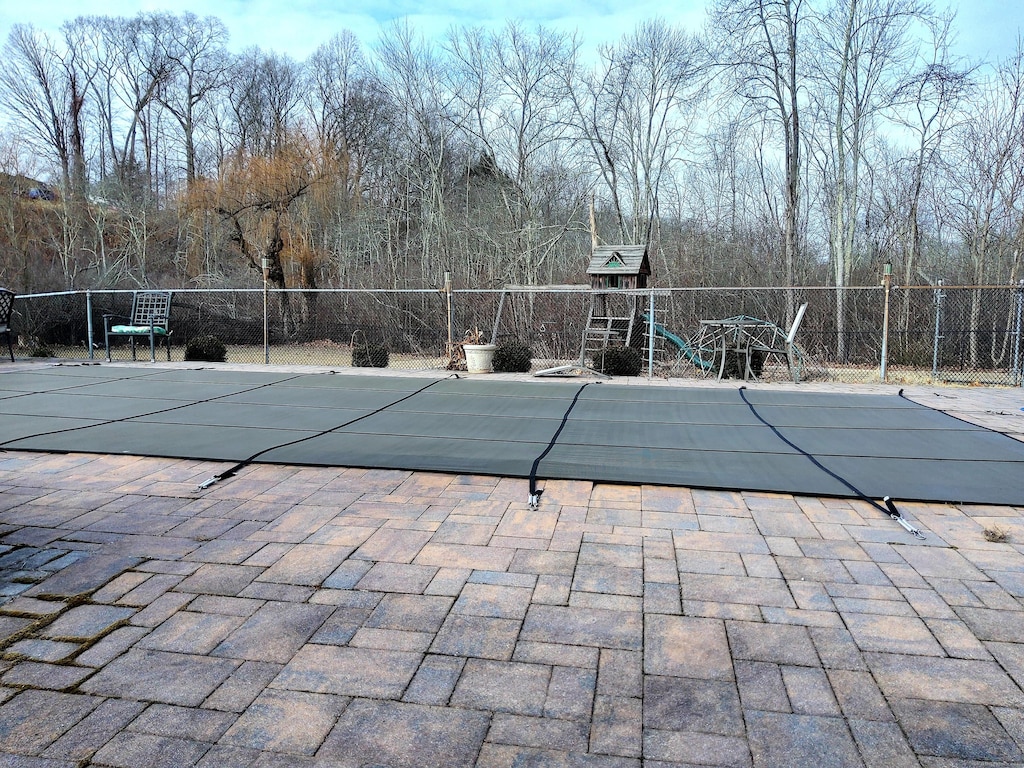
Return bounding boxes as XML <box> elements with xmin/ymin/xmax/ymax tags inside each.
<box><xmin>104</xmin><ymin>291</ymin><xmax>174</xmax><ymax>362</ymax></box>
<box><xmin>750</xmin><ymin>302</ymin><xmax>808</xmax><ymax>383</ymax></box>
<box><xmin>0</xmin><ymin>289</ymin><xmax>14</xmax><ymax>362</ymax></box>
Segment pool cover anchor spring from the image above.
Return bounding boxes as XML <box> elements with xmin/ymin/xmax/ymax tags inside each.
<box><xmin>737</xmin><ymin>387</ymin><xmax>927</xmax><ymax>541</ymax></box>
<box><xmin>884</xmin><ymin>496</ymin><xmax>926</xmax><ymax>539</ymax></box>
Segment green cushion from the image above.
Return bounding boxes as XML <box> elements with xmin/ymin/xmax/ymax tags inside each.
<box><xmin>111</xmin><ymin>325</ymin><xmax>167</xmax><ymax>335</ymax></box>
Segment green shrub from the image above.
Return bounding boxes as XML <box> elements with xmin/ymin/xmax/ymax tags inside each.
<box><xmin>184</xmin><ymin>334</ymin><xmax>227</xmax><ymax>362</ymax></box>
<box><xmin>595</xmin><ymin>346</ymin><xmax>642</xmax><ymax>376</ymax></box>
<box><xmin>29</xmin><ymin>345</ymin><xmax>53</xmax><ymax>358</ymax></box>
<box><xmin>352</xmin><ymin>342</ymin><xmax>389</xmax><ymax>368</ymax></box>
<box><xmin>722</xmin><ymin>349</ymin><xmax>764</xmax><ymax>378</ymax></box>
<box><xmin>492</xmin><ymin>340</ymin><xmax>532</xmax><ymax>373</ymax></box>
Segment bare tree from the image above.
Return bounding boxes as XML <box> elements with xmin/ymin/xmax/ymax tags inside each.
<box><xmin>0</xmin><ymin>22</ymin><xmax>101</xmax><ymax>286</ymax></box>
<box><xmin>85</xmin><ymin>14</ymin><xmax>171</xmax><ymax>200</ymax></box>
<box><xmin>0</xmin><ymin>25</ymin><xmax>84</xmax><ymax>199</ymax></box>
<box><xmin>225</xmin><ymin>48</ymin><xmax>302</xmax><ymax>159</ymax></box>
<box><xmin>711</xmin><ymin>0</ymin><xmax>806</xmax><ymax>319</ymax></box>
<box><xmin>151</xmin><ymin>12</ymin><xmax>229</xmax><ymax>191</ymax></box>
<box><xmin>0</xmin><ymin>136</ymin><xmax>51</xmax><ymax>291</ymax></box>
<box><xmin>809</xmin><ymin>0</ymin><xmax>927</xmax><ymax>358</ymax></box>
<box><xmin>942</xmin><ymin>46</ymin><xmax>1024</xmax><ymax>366</ymax></box>
<box><xmin>887</xmin><ymin>11</ymin><xmax>970</xmax><ymax>337</ymax></box>
<box><xmin>306</xmin><ymin>31</ymin><xmax>383</xmax><ymax>184</ymax></box>
<box><xmin>376</xmin><ymin>20</ymin><xmax>462</xmax><ymax>287</ymax></box>
<box><xmin>447</xmin><ymin>22</ymin><xmax>580</xmax><ymax>285</ymax></box>
<box><xmin>304</xmin><ymin>32</ymin><xmax>395</xmax><ymax>286</ymax></box>
<box><xmin>569</xmin><ymin>20</ymin><xmax>706</xmax><ymax>250</ymax></box>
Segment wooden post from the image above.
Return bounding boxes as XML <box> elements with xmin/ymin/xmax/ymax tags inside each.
<box><xmin>589</xmin><ymin>194</ymin><xmax>598</xmax><ymax>252</ymax></box>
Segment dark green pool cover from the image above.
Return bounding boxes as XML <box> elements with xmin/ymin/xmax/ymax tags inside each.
<box><xmin>0</xmin><ymin>366</ymin><xmax>1021</xmax><ymax>506</ymax></box>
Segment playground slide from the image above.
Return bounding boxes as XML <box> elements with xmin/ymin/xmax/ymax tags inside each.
<box><xmin>640</xmin><ymin>314</ymin><xmax>715</xmax><ymax>371</ymax></box>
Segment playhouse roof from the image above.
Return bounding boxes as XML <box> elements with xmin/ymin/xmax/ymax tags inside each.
<box><xmin>587</xmin><ymin>245</ymin><xmax>650</xmax><ymax>276</ymax></box>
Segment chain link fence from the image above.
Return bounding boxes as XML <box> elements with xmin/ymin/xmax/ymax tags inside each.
<box><xmin>9</xmin><ymin>284</ymin><xmax>1024</xmax><ymax>386</ymax></box>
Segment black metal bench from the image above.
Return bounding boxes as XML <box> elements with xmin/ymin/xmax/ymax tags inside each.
<box><xmin>104</xmin><ymin>291</ymin><xmax>173</xmax><ymax>362</ymax></box>
<box><xmin>0</xmin><ymin>289</ymin><xmax>14</xmax><ymax>362</ymax></box>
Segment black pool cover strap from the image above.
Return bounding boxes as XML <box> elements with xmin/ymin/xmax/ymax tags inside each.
<box><xmin>198</xmin><ymin>375</ymin><xmax>454</xmax><ymax>490</ymax></box>
<box><xmin>737</xmin><ymin>387</ymin><xmax>924</xmax><ymax>539</ymax></box>
<box><xmin>528</xmin><ymin>382</ymin><xmax>592</xmax><ymax>508</ymax></box>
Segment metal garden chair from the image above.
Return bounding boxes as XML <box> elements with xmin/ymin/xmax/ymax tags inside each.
<box><xmin>104</xmin><ymin>291</ymin><xmax>174</xmax><ymax>362</ymax></box>
<box><xmin>750</xmin><ymin>302</ymin><xmax>808</xmax><ymax>382</ymax></box>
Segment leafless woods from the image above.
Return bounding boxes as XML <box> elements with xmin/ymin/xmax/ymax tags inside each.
<box><xmin>0</xmin><ymin>2</ymin><xmax>1019</xmax><ymax>311</ymax></box>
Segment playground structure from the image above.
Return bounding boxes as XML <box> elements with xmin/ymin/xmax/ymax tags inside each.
<box><xmin>692</xmin><ymin>306</ymin><xmax>809</xmax><ymax>382</ymax></box>
<box><xmin>641</xmin><ymin>313</ymin><xmax>715</xmax><ymax>372</ymax></box>
<box><xmin>519</xmin><ymin>245</ymin><xmax>653</xmax><ymax>376</ymax></box>
<box><xmin>490</xmin><ymin>287</ymin><xmax>808</xmax><ymax>379</ymax></box>
<box><xmin>488</xmin><ymin>242</ymin><xmax>807</xmax><ymax>379</ymax></box>
<box><xmin>579</xmin><ymin>246</ymin><xmax>649</xmax><ymax>372</ymax></box>
<box><xmin>490</xmin><ymin>287</ymin><xmax>812</xmax><ymax>379</ymax></box>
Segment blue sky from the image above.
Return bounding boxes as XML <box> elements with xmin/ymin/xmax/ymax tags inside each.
<box><xmin>0</xmin><ymin>0</ymin><xmax>1018</xmax><ymax>63</ymax></box>
<box><xmin>0</xmin><ymin>0</ymin><xmax>702</xmax><ymax>59</ymax></box>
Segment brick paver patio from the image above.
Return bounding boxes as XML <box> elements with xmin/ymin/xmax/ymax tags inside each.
<box><xmin>0</xmin><ymin>366</ymin><xmax>1021</xmax><ymax>766</ymax></box>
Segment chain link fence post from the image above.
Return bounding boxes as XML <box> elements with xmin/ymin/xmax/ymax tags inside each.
<box><xmin>1014</xmin><ymin>279</ymin><xmax>1024</xmax><ymax>387</ymax></box>
<box><xmin>647</xmin><ymin>289</ymin><xmax>655</xmax><ymax>379</ymax></box>
<box><xmin>931</xmin><ymin>280</ymin><xmax>944</xmax><ymax>383</ymax></box>
<box><xmin>880</xmin><ymin>264</ymin><xmax>892</xmax><ymax>382</ymax></box>
<box><xmin>86</xmin><ymin>291</ymin><xmax>94</xmax><ymax>360</ymax></box>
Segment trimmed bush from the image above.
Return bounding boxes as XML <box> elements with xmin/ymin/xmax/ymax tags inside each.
<box><xmin>595</xmin><ymin>346</ymin><xmax>642</xmax><ymax>376</ymax></box>
<box><xmin>352</xmin><ymin>342</ymin><xmax>389</xmax><ymax>368</ymax></box>
<box><xmin>492</xmin><ymin>340</ymin><xmax>532</xmax><ymax>373</ymax></box>
<box><xmin>721</xmin><ymin>349</ymin><xmax>764</xmax><ymax>379</ymax></box>
<box><xmin>184</xmin><ymin>334</ymin><xmax>227</xmax><ymax>362</ymax></box>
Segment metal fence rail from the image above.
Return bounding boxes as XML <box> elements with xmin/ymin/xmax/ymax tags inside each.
<box><xmin>9</xmin><ymin>284</ymin><xmax>1024</xmax><ymax>386</ymax></box>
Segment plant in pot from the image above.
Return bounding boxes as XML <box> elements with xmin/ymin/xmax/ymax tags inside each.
<box><xmin>461</xmin><ymin>328</ymin><xmax>497</xmax><ymax>373</ymax></box>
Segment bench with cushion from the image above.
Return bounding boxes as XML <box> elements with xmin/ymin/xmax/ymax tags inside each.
<box><xmin>104</xmin><ymin>291</ymin><xmax>173</xmax><ymax>362</ymax></box>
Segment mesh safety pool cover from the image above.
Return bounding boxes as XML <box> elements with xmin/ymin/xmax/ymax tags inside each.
<box><xmin>1</xmin><ymin>367</ymin><xmax>1021</xmax><ymax>506</ymax></box>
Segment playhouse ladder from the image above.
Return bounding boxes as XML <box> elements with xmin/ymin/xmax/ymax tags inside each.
<box><xmin>534</xmin><ymin>291</ymin><xmax>640</xmax><ymax>378</ymax></box>
<box><xmin>582</xmin><ymin>293</ymin><xmax>638</xmax><ymax>359</ymax></box>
